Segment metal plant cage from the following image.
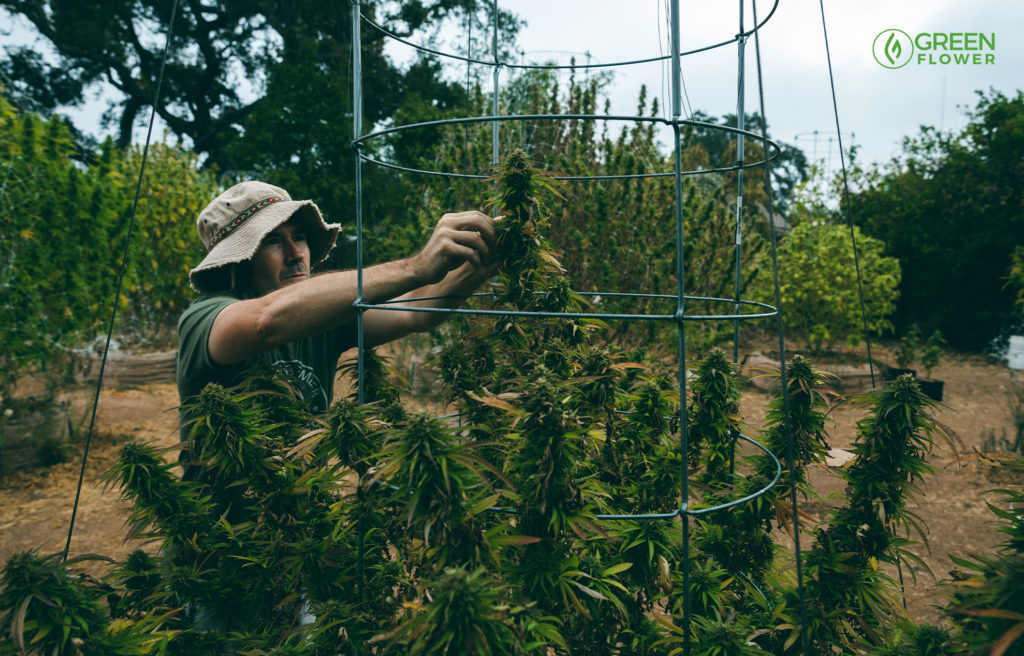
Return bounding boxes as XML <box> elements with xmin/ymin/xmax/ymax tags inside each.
<box><xmin>349</xmin><ymin>1</ymin><xmax>795</xmax><ymax>653</ymax></box>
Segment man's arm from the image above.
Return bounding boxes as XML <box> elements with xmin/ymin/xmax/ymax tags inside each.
<box><xmin>360</xmin><ymin>259</ymin><xmax>495</xmax><ymax>347</ymax></box>
<box><xmin>207</xmin><ymin>211</ymin><xmax>496</xmax><ymax>364</ymax></box>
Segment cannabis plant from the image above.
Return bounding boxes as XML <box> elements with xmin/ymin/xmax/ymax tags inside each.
<box><xmin>798</xmin><ymin>375</ymin><xmax>956</xmax><ymax>653</ymax></box>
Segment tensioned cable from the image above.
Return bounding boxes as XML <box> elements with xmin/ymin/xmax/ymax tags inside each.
<box><xmin>817</xmin><ymin>0</ymin><xmax>910</xmax><ymax>615</ymax></box>
<box><xmin>817</xmin><ymin>0</ymin><xmax>876</xmax><ymax>390</ymax></box>
<box><xmin>62</xmin><ymin>0</ymin><xmax>180</xmax><ymax>561</ymax></box>
<box><xmin>658</xmin><ymin>0</ymin><xmax>694</xmax><ymax>123</ymax></box>
<box><xmin>750</xmin><ymin>1</ymin><xmax>810</xmax><ymax>654</ymax></box>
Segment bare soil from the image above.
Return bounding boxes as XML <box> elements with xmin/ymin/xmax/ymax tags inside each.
<box><xmin>1</xmin><ymin>342</ymin><xmax>1021</xmax><ymax>627</ymax></box>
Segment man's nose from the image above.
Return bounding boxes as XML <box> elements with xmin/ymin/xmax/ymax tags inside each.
<box><xmin>284</xmin><ymin>238</ymin><xmax>304</xmax><ymax>261</ymax></box>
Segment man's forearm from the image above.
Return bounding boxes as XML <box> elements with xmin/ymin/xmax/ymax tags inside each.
<box><xmin>255</xmin><ymin>258</ymin><xmax>429</xmax><ymax>346</ymax></box>
<box><xmin>395</xmin><ymin>263</ymin><xmax>494</xmax><ymax>332</ymax></box>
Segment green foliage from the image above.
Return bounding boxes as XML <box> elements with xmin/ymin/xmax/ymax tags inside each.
<box><xmin>0</xmin><ymin>551</ymin><xmax>173</xmax><ymax>655</ymax></box>
<box><xmin>894</xmin><ymin>324</ymin><xmax>921</xmax><ymax>370</ymax></box>
<box><xmin>868</xmin><ymin>623</ymin><xmax>953</xmax><ymax>656</ymax></box>
<box><xmin>388</xmin><ymin>567</ymin><xmax>563</xmax><ymax>655</ymax></box>
<box><xmin>851</xmin><ymin>90</ymin><xmax>1024</xmax><ymax>348</ymax></box>
<box><xmin>883</xmin><ymin>456</ymin><xmax>1024</xmax><ymax>656</ymax></box>
<box><xmin>0</xmin><ymin>1</ymin><xmax>522</xmax><ymax>266</ymax></box>
<box><xmin>1009</xmin><ymin>245</ymin><xmax>1024</xmax><ymax>310</ymax></box>
<box><xmin>756</xmin><ymin>220</ymin><xmax>900</xmax><ymax>353</ymax></box>
<box><xmin>0</xmin><ymin>150</ymin><xmax>981</xmax><ymax>656</ymax></box>
<box><xmin>944</xmin><ymin>483</ymin><xmax>1024</xmax><ymax>656</ymax></box>
<box><xmin>799</xmin><ymin>375</ymin><xmax>952</xmax><ymax>653</ymax></box>
<box><xmin>747</xmin><ymin>356</ymin><xmax>835</xmax><ymax>536</ymax></box>
<box><xmin>920</xmin><ymin>330</ymin><xmax>945</xmax><ymax>378</ymax></box>
<box><xmin>411</xmin><ymin>72</ymin><xmax>781</xmax><ymax>353</ymax></box>
<box><xmin>0</xmin><ymin>90</ymin><xmax>218</xmax><ymax>400</ymax></box>
<box><xmin>983</xmin><ymin>376</ymin><xmax>1024</xmax><ymax>457</ymax></box>
<box><xmin>688</xmin><ymin>349</ymin><xmax>741</xmax><ymax>485</ymax></box>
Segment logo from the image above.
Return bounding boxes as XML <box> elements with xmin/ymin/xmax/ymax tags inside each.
<box><xmin>873</xmin><ymin>29</ymin><xmax>913</xmax><ymax>68</ymax></box>
<box><xmin>873</xmin><ymin>30</ymin><xmax>996</xmax><ymax>68</ymax></box>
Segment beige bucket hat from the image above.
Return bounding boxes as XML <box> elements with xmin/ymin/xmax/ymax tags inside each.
<box><xmin>189</xmin><ymin>181</ymin><xmax>341</xmax><ymax>293</ymax></box>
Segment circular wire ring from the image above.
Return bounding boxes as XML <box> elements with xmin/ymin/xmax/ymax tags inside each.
<box><xmin>358</xmin><ymin>1</ymin><xmax>780</xmax><ymax>71</ymax></box>
<box><xmin>357</xmin><ymin>291</ymin><xmax>777</xmax><ymax>323</ymax></box>
<box><xmin>353</xmin><ymin>114</ymin><xmax>781</xmax><ymax>180</ymax></box>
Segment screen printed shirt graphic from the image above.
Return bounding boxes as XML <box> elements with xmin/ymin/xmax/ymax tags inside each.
<box><xmin>268</xmin><ymin>358</ymin><xmax>330</xmax><ymax>410</ymax></box>
<box><xmin>176</xmin><ymin>292</ymin><xmax>358</xmax><ymax>444</ymax></box>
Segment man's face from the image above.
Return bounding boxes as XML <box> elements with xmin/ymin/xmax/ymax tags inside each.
<box><xmin>250</xmin><ymin>218</ymin><xmax>310</xmax><ymax>295</ymax></box>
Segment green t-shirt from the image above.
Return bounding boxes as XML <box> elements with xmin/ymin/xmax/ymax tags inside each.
<box><xmin>176</xmin><ymin>293</ymin><xmax>358</xmax><ymax>443</ymax></box>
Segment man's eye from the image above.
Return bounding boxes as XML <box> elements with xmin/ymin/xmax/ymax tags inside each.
<box><xmin>294</xmin><ymin>233</ymin><xmax>307</xmax><ymax>242</ymax></box>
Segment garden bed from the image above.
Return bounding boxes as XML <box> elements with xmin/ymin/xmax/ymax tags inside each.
<box><xmin>0</xmin><ymin>343</ymin><xmax>1020</xmax><ymax>629</ymax></box>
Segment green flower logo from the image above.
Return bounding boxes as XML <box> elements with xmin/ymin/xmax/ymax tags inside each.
<box><xmin>873</xmin><ymin>29</ymin><xmax>913</xmax><ymax>69</ymax></box>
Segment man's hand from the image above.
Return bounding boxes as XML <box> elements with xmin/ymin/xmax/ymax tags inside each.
<box><xmin>410</xmin><ymin>211</ymin><xmax>498</xmax><ymax>285</ymax></box>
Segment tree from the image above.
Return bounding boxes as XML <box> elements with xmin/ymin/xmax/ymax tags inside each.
<box><xmin>755</xmin><ymin>221</ymin><xmax>900</xmax><ymax>354</ymax></box>
<box><xmin>0</xmin><ymin>0</ymin><xmax>522</xmax><ymax>228</ymax></box>
<box><xmin>0</xmin><ymin>89</ymin><xmax>219</xmax><ymax>400</ymax></box>
<box><xmin>1009</xmin><ymin>245</ymin><xmax>1024</xmax><ymax>311</ymax></box>
<box><xmin>0</xmin><ymin>1</ymin><xmax>481</xmax><ymax>154</ymax></box>
<box><xmin>850</xmin><ymin>90</ymin><xmax>1024</xmax><ymax>349</ymax></box>
<box><xmin>684</xmin><ymin>110</ymin><xmax>808</xmax><ymax>213</ymax></box>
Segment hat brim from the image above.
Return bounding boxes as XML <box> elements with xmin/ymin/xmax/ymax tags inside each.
<box><xmin>189</xmin><ymin>199</ymin><xmax>340</xmax><ymax>293</ymax></box>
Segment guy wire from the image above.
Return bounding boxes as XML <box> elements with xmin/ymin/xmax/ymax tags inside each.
<box><xmin>818</xmin><ymin>0</ymin><xmax>913</xmax><ymax>613</ymax></box>
<box><xmin>63</xmin><ymin>0</ymin><xmax>181</xmax><ymax>561</ymax></box>
<box><xmin>750</xmin><ymin>2</ymin><xmax>810</xmax><ymax>654</ymax></box>
<box><xmin>817</xmin><ymin>0</ymin><xmax>876</xmax><ymax>389</ymax></box>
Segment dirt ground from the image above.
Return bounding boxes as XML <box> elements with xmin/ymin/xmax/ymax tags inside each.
<box><xmin>1</xmin><ymin>342</ymin><xmax>1021</xmax><ymax>628</ymax></box>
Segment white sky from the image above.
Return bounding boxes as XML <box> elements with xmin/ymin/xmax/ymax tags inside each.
<box><xmin>487</xmin><ymin>0</ymin><xmax>1023</xmax><ymax>171</ymax></box>
<box><xmin>2</xmin><ymin>1</ymin><xmax>1021</xmax><ymax>174</ymax></box>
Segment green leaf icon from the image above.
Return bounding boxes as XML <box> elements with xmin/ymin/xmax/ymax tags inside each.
<box><xmin>885</xmin><ymin>32</ymin><xmax>902</xmax><ymax>65</ymax></box>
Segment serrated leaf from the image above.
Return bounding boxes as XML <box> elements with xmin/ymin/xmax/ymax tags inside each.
<box><xmin>468</xmin><ymin>493</ymin><xmax>502</xmax><ymax>516</ymax></box>
<box><xmin>570</xmin><ymin>580</ymin><xmax>607</xmax><ymax>601</ymax></box>
<box><xmin>992</xmin><ymin>622</ymin><xmax>1024</xmax><ymax>656</ymax></box>
<box><xmin>601</xmin><ymin>562</ymin><xmax>633</xmax><ymax>577</ymax></box>
<box><xmin>466</xmin><ymin>391</ymin><xmax>516</xmax><ymax>410</ymax></box>
<box><xmin>488</xmin><ymin>534</ymin><xmax>542</xmax><ymax>547</ymax></box>
<box><xmin>960</xmin><ymin>609</ymin><xmax>1024</xmax><ymax>621</ymax></box>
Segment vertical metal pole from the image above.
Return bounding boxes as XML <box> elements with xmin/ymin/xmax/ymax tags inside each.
<box><xmin>352</xmin><ymin>0</ymin><xmax>365</xmax><ymax>407</ymax></box>
<box><xmin>351</xmin><ymin>0</ymin><xmax>366</xmax><ymax>610</ymax></box>
<box><xmin>750</xmin><ymin>2</ymin><xmax>809</xmax><ymax>653</ymax></box>
<box><xmin>729</xmin><ymin>0</ymin><xmax>747</xmax><ymax>476</ymax></box>
<box><xmin>732</xmin><ymin>2</ymin><xmax>746</xmax><ymax>365</ymax></box>
<box><xmin>463</xmin><ymin>6</ymin><xmax>472</xmax><ymax>206</ymax></box>
<box><xmin>670</xmin><ymin>3</ymin><xmax>691</xmax><ymax>655</ymax></box>
<box><xmin>491</xmin><ymin>0</ymin><xmax>500</xmax><ymax>167</ymax></box>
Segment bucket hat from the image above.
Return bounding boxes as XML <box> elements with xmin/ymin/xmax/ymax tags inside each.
<box><xmin>189</xmin><ymin>181</ymin><xmax>341</xmax><ymax>293</ymax></box>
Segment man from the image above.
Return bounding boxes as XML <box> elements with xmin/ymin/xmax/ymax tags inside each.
<box><xmin>176</xmin><ymin>180</ymin><xmax>497</xmax><ymax>445</ymax></box>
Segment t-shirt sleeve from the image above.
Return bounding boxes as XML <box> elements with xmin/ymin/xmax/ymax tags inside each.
<box><xmin>177</xmin><ymin>294</ymin><xmax>241</xmax><ymax>386</ymax></box>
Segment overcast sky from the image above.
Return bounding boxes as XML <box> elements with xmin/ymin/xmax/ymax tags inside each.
<box><xmin>479</xmin><ymin>0</ymin><xmax>1023</xmax><ymax>172</ymax></box>
<box><xmin>3</xmin><ymin>1</ymin><xmax>1020</xmax><ymax>175</ymax></box>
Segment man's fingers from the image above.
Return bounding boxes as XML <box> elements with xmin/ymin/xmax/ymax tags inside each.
<box><xmin>443</xmin><ymin>211</ymin><xmax>497</xmax><ymax>250</ymax></box>
<box><xmin>449</xmin><ymin>243</ymin><xmax>482</xmax><ymax>270</ymax></box>
<box><xmin>452</xmin><ymin>229</ymin><xmax>490</xmax><ymax>260</ymax></box>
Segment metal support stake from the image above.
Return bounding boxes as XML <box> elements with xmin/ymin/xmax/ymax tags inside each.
<box><xmin>732</xmin><ymin>8</ymin><xmax>747</xmax><ymax>364</ymax></box>
<box><xmin>750</xmin><ymin>2</ymin><xmax>810</xmax><ymax>653</ymax></box>
<box><xmin>730</xmin><ymin>1</ymin><xmax>748</xmax><ymax>475</ymax></box>
<box><xmin>351</xmin><ymin>0</ymin><xmax>366</xmax><ymax>608</ymax></box>
<box><xmin>491</xmin><ymin>0</ymin><xmax>500</xmax><ymax>167</ymax></box>
<box><xmin>670</xmin><ymin>2</ymin><xmax>691</xmax><ymax>655</ymax></box>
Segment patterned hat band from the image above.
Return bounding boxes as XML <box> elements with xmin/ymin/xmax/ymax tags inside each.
<box><xmin>208</xmin><ymin>196</ymin><xmax>283</xmax><ymax>248</ymax></box>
